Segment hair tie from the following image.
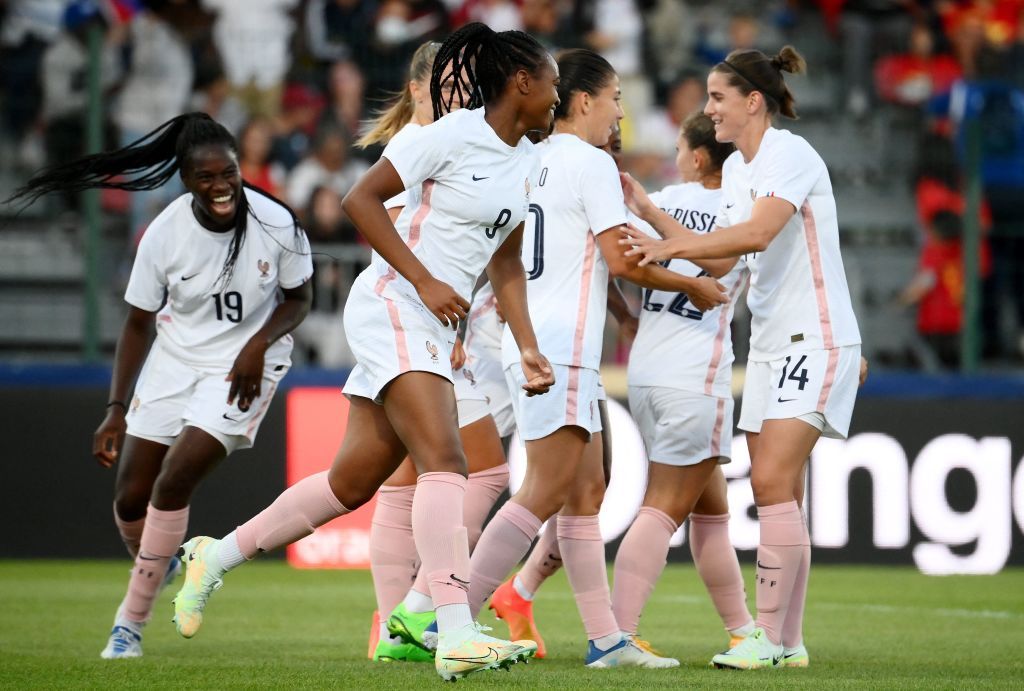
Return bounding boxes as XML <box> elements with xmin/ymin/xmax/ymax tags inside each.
<box><xmin>719</xmin><ymin>60</ymin><xmax>784</xmax><ymax>104</ymax></box>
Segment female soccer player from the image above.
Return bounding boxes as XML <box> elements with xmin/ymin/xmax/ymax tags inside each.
<box><xmin>622</xmin><ymin>46</ymin><xmax>862</xmax><ymax>669</ymax></box>
<box><xmin>466</xmin><ymin>48</ymin><xmax>729</xmax><ymax>668</ymax></box>
<box><xmin>173</xmin><ymin>23</ymin><xmax>560</xmax><ymax>681</ymax></box>
<box><xmin>354</xmin><ymin>41</ymin><xmax>514</xmax><ymax>663</ymax></box>
<box><xmin>8</xmin><ymin>112</ymin><xmax>314</xmax><ymax>660</ymax></box>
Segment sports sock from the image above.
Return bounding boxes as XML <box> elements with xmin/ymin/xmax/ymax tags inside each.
<box><xmin>235</xmin><ymin>470</ymin><xmax>349</xmax><ymax>560</ymax></box>
<box><xmin>781</xmin><ymin>513</ymin><xmax>811</xmax><ymax>648</ymax></box>
<box><xmin>369</xmin><ymin>484</ymin><xmax>418</xmax><ymax>619</ymax></box>
<box><xmin>593</xmin><ymin>631</ymin><xmax>624</xmax><ymax>651</ymax></box>
<box><xmin>754</xmin><ymin>501</ymin><xmax>804</xmax><ymax>645</ymax></box>
<box><xmin>122</xmin><ymin>504</ymin><xmax>189</xmax><ymax>623</ymax></box>
<box><xmin>558</xmin><ymin>514</ymin><xmax>619</xmax><ymax>641</ymax></box>
<box><xmin>611</xmin><ymin>507</ymin><xmax>677</xmax><ymax>635</ymax></box>
<box><xmin>512</xmin><ymin>574</ymin><xmax>534</xmax><ymax>601</ymax></box>
<box><xmin>463</xmin><ymin>465</ymin><xmax>509</xmax><ymax>550</ymax></box>
<box><xmin>113</xmin><ymin>504</ymin><xmax>145</xmax><ymax>560</ymax></box>
<box><xmin>213</xmin><ymin>532</ymin><xmax>246</xmax><ymax>572</ymax></box>
<box><xmin>689</xmin><ymin>512</ymin><xmax>754</xmax><ymax>632</ymax></box>
<box><xmin>411</xmin><ymin>472</ymin><xmax>472</xmax><ymax>630</ymax></box>
<box><xmin>517</xmin><ymin>519</ymin><xmax>562</xmax><ymax>596</ymax></box>
<box><xmin>468</xmin><ymin>501</ymin><xmax>542</xmax><ymax>617</ymax></box>
<box><xmin>402</xmin><ymin>588</ymin><xmax>434</xmax><ymax>614</ymax></box>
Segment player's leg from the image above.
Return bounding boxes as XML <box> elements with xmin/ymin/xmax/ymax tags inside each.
<box><xmin>490</xmin><ymin>519</ymin><xmax>558</xmax><ymax>658</ymax></box>
<box><xmin>173</xmin><ymin>394</ymin><xmax>409</xmax><ymax>638</ymax></box>
<box><xmin>712</xmin><ymin>420</ymin><xmax>817</xmax><ymax>670</ymax></box>
<box><xmin>612</xmin><ymin>459</ymin><xmax>716</xmax><ymax>638</ymax></box>
<box><xmin>383</xmin><ymin>372</ymin><xmax>536</xmax><ymax>678</ymax></box>
<box><xmin>369</xmin><ymin>459</ymin><xmax>428</xmax><ymax>661</ymax></box>
<box><xmin>780</xmin><ymin>465</ymin><xmax>811</xmax><ymax>667</ymax></box>
<box><xmin>690</xmin><ymin>466</ymin><xmax>755</xmax><ymax>646</ymax></box>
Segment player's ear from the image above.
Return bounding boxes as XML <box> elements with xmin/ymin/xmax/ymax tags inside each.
<box><xmin>515</xmin><ymin>68</ymin><xmax>530</xmax><ymax>96</ymax></box>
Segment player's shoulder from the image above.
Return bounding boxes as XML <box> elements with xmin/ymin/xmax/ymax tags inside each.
<box><xmin>765</xmin><ymin>127</ymin><xmax>824</xmax><ymax>167</ymax></box>
<box><xmin>142</xmin><ymin>193</ymin><xmax>191</xmax><ymax>243</ymax></box>
<box><xmin>388</xmin><ymin>121</ymin><xmax>422</xmax><ymax>148</ymax></box>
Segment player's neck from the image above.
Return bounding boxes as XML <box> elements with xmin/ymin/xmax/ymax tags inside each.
<box><xmin>699</xmin><ymin>171</ymin><xmax>722</xmax><ymax>190</ymax></box>
<box><xmin>736</xmin><ymin>118</ymin><xmax>771</xmax><ymax>163</ymax></box>
<box><xmin>483</xmin><ymin>105</ymin><xmax>529</xmax><ymax>148</ymax></box>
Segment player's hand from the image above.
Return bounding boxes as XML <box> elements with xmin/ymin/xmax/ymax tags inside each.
<box><xmin>686</xmin><ymin>276</ymin><xmax>729</xmax><ymax>312</ymax></box>
<box><xmin>416</xmin><ymin>277</ymin><xmax>469</xmax><ymax>329</ymax></box>
<box><xmin>227</xmin><ymin>339</ymin><xmax>267</xmax><ymax>412</ymax></box>
<box><xmin>92</xmin><ymin>408</ymin><xmax>127</xmax><ymax>468</ymax></box>
<box><xmin>619</xmin><ymin>225</ymin><xmax>684</xmax><ymax>266</ymax></box>
<box><xmin>859</xmin><ymin>356</ymin><xmax>869</xmax><ymax>387</ymax></box>
<box><xmin>620</xmin><ymin>172</ymin><xmax>655</xmax><ymax>219</ymax></box>
<box><xmin>520</xmin><ymin>347</ymin><xmax>555</xmax><ymax>396</ymax></box>
<box><xmin>450</xmin><ymin>337</ymin><xmax>466</xmax><ymax>370</ymax></box>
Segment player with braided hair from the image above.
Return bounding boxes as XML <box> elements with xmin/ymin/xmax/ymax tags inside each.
<box><xmin>8</xmin><ymin>112</ymin><xmax>313</xmax><ymax>660</ymax></box>
<box><xmin>173</xmin><ymin>23</ymin><xmax>560</xmax><ymax>681</ymax></box>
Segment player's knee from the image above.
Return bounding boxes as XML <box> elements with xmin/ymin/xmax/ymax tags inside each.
<box><xmin>113</xmin><ymin>488</ymin><xmax>149</xmax><ymax>522</ymax></box>
<box><xmin>150</xmin><ymin>468</ymin><xmax>199</xmax><ymax>510</ymax></box>
<box><xmin>749</xmin><ymin>471</ymin><xmax>786</xmax><ymax>506</ymax></box>
<box><xmin>413</xmin><ymin>448</ymin><xmax>468</xmax><ymax>477</ymax></box>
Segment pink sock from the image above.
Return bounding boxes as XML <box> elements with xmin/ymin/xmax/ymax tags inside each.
<box><xmin>558</xmin><ymin>514</ymin><xmax>618</xmax><ymax>640</ymax></box>
<box><xmin>689</xmin><ymin>513</ymin><xmax>753</xmax><ymax>632</ymax></box>
<box><xmin>754</xmin><ymin>501</ymin><xmax>805</xmax><ymax>645</ymax></box>
<box><xmin>236</xmin><ymin>471</ymin><xmax>349</xmax><ymax>559</ymax></box>
<box><xmin>409</xmin><ymin>465</ymin><xmax>511</xmax><ymax>598</ymax></box>
<box><xmin>611</xmin><ymin>507</ymin><xmax>677</xmax><ymax>635</ymax></box>
<box><xmin>468</xmin><ymin>501</ymin><xmax>542</xmax><ymax>617</ymax></box>
<box><xmin>114</xmin><ymin>504</ymin><xmax>145</xmax><ymax>559</ymax></box>
<box><xmin>370</xmin><ymin>484</ymin><xmax>418</xmax><ymax>621</ymax></box>
<box><xmin>464</xmin><ymin>465</ymin><xmax>509</xmax><ymax>550</ymax></box>
<box><xmin>518</xmin><ymin>518</ymin><xmax>562</xmax><ymax>595</ymax></box>
<box><xmin>781</xmin><ymin>514</ymin><xmax>811</xmax><ymax>648</ymax></box>
<box><xmin>123</xmin><ymin>504</ymin><xmax>189</xmax><ymax>623</ymax></box>
<box><xmin>412</xmin><ymin>472</ymin><xmax>471</xmax><ymax>609</ymax></box>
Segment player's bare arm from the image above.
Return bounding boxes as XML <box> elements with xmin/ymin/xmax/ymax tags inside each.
<box><xmin>486</xmin><ymin>222</ymin><xmax>554</xmax><ymax>395</ymax></box>
<box><xmin>342</xmin><ymin>158</ymin><xmax>469</xmax><ymax>327</ymax></box>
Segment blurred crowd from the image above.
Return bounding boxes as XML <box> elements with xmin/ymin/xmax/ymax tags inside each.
<box><xmin>0</xmin><ymin>0</ymin><xmax>1023</xmax><ymax>367</ymax></box>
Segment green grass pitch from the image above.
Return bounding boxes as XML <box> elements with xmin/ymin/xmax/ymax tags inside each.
<box><xmin>1</xmin><ymin>561</ymin><xmax>1022</xmax><ymax>689</ymax></box>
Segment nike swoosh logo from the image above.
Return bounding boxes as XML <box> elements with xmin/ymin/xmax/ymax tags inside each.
<box><xmin>784</xmin><ymin>651</ymin><xmax>801</xmax><ymax>659</ymax></box>
<box><xmin>726</xmin><ymin>203</ymin><xmax>735</xmax><ymax>208</ymax></box>
<box><xmin>472</xmin><ymin>174</ymin><xmax>489</xmax><ymax>181</ymax></box>
<box><xmin>757</xmin><ymin>560</ymin><xmax>781</xmax><ymax>570</ymax></box>
<box><xmin>449</xmin><ymin>573</ymin><xmax>470</xmax><ymax>587</ymax></box>
<box><xmin>777</xmin><ymin>397</ymin><xmax>796</xmax><ymax>403</ymax></box>
<box><xmin>773</xmin><ymin>654</ymin><xmax>783</xmax><ymax>665</ymax></box>
<box><xmin>222</xmin><ymin>413</ymin><xmax>238</xmax><ymax>421</ymax></box>
<box><xmin>181</xmin><ymin>273</ymin><xmax>199</xmax><ymax>281</ymax></box>
<box><xmin>442</xmin><ymin>646</ymin><xmax>500</xmax><ymax>665</ymax></box>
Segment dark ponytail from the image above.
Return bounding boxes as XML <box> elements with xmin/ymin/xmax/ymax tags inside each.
<box><xmin>8</xmin><ymin>112</ymin><xmax>305</xmax><ymax>290</ymax></box>
<box><xmin>429</xmin><ymin>22</ymin><xmax>549</xmax><ymax>120</ymax></box>
<box><xmin>553</xmin><ymin>48</ymin><xmax>616</xmax><ymax>121</ymax></box>
<box><xmin>713</xmin><ymin>45</ymin><xmax>806</xmax><ymax>119</ymax></box>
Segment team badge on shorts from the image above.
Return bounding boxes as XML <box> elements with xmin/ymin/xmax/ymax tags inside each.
<box><xmin>426</xmin><ymin>340</ymin><xmax>439</xmax><ymax>363</ymax></box>
<box><xmin>131</xmin><ymin>395</ymin><xmax>141</xmax><ymax>413</ymax></box>
<box><xmin>463</xmin><ymin>368</ymin><xmax>476</xmax><ymax>386</ymax></box>
<box><xmin>257</xmin><ymin>259</ymin><xmax>270</xmax><ymax>278</ymax></box>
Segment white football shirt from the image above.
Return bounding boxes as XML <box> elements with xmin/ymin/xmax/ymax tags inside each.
<box><xmin>375</xmin><ymin>107</ymin><xmax>541</xmax><ymax>306</ymax></box>
<box><xmin>627</xmin><ymin>182</ymin><xmax>748</xmax><ymax>397</ymax></box>
<box><xmin>502</xmin><ymin>133</ymin><xmax>628</xmax><ymax>370</ymax></box>
<box><xmin>464</xmin><ymin>281</ymin><xmax>502</xmax><ymax>361</ymax></box>
<box><xmin>383</xmin><ymin>122</ymin><xmax>421</xmax><ymax>211</ymax></box>
<box><xmin>717</xmin><ymin>127</ymin><xmax>861</xmax><ymax>361</ymax></box>
<box><xmin>125</xmin><ymin>189</ymin><xmax>313</xmax><ymax>369</ymax></box>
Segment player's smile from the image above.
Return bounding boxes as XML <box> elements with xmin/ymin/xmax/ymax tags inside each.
<box><xmin>185</xmin><ymin>144</ymin><xmax>243</xmax><ymax>232</ymax></box>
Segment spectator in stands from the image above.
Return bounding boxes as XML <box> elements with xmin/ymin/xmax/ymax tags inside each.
<box><xmin>238</xmin><ymin>117</ymin><xmax>285</xmax><ymax>199</ymax></box>
<box><xmin>305</xmin><ymin>0</ymin><xmax>378</xmax><ymax>70</ymax></box>
<box><xmin>304</xmin><ymin>184</ymin><xmax>357</xmax><ymax>244</ymax></box>
<box><xmin>585</xmin><ymin>0</ymin><xmax>647</xmax><ymax>113</ymax></box>
<box><xmin>0</xmin><ymin>0</ymin><xmax>66</xmax><ymax>170</ymax></box>
<box><xmin>285</xmin><ymin>123</ymin><xmax>368</xmax><ymax>220</ymax></box>
<box><xmin>839</xmin><ymin>0</ymin><xmax>918</xmax><ymax>117</ymax></box>
<box><xmin>321</xmin><ymin>60</ymin><xmax>368</xmax><ymax>154</ymax></box>
<box><xmin>456</xmin><ymin>0</ymin><xmax>524</xmax><ymax>32</ymax></box>
<box><xmin>875</xmin><ymin>22</ymin><xmax>962</xmax><ymax>108</ymax></box>
<box><xmin>627</xmin><ymin>70</ymin><xmax>705</xmax><ymax>185</ymax></box>
<box><xmin>40</xmin><ymin>1</ymin><xmax>122</xmax><ymax>193</ymax></box>
<box><xmin>696</xmin><ymin>12</ymin><xmax>763</xmax><ymax>66</ymax></box>
<box><xmin>913</xmin><ymin>132</ymin><xmax>992</xmax><ymax>242</ymax></box>
<box><xmin>899</xmin><ymin>210</ymin><xmax>992</xmax><ymax>368</ymax></box>
<box><xmin>201</xmin><ymin>0</ymin><xmax>298</xmax><ymax>118</ymax></box>
<box><xmin>269</xmin><ymin>83</ymin><xmax>326</xmax><ymax>171</ymax></box>
<box><xmin>114</xmin><ymin>0</ymin><xmax>194</xmax><ymax>239</ymax></box>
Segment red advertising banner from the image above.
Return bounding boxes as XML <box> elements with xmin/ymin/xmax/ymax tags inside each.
<box><xmin>285</xmin><ymin>387</ymin><xmax>377</xmax><ymax>569</ymax></box>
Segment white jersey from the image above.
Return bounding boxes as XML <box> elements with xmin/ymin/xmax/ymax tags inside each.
<box><xmin>717</xmin><ymin>127</ymin><xmax>861</xmax><ymax>361</ymax></box>
<box><xmin>627</xmin><ymin>182</ymin><xmax>748</xmax><ymax>398</ymax></box>
<box><xmin>383</xmin><ymin>122</ymin><xmax>421</xmax><ymax>211</ymax></box>
<box><xmin>125</xmin><ymin>189</ymin><xmax>313</xmax><ymax>369</ymax></box>
<box><xmin>376</xmin><ymin>107</ymin><xmax>540</xmax><ymax>305</ymax></box>
<box><xmin>501</xmin><ymin>133</ymin><xmax>627</xmax><ymax>370</ymax></box>
<box><xmin>464</xmin><ymin>281</ymin><xmax>502</xmax><ymax>361</ymax></box>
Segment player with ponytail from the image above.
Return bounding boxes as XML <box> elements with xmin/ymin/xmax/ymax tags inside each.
<box><xmin>9</xmin><ymin>111</ymin><xmax>313</xmax><ymax>660</ymax></box>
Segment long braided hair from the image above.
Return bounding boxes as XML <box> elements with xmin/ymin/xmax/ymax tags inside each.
<box><xmin>7</xmin><ymin>112</ymin><xmax>303</xmax><ymax>289</ymax></box>
<box><xmin>428</xmin><ymin>22</ymin><xmax>549</xmax><ymax>120</ymax></box>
